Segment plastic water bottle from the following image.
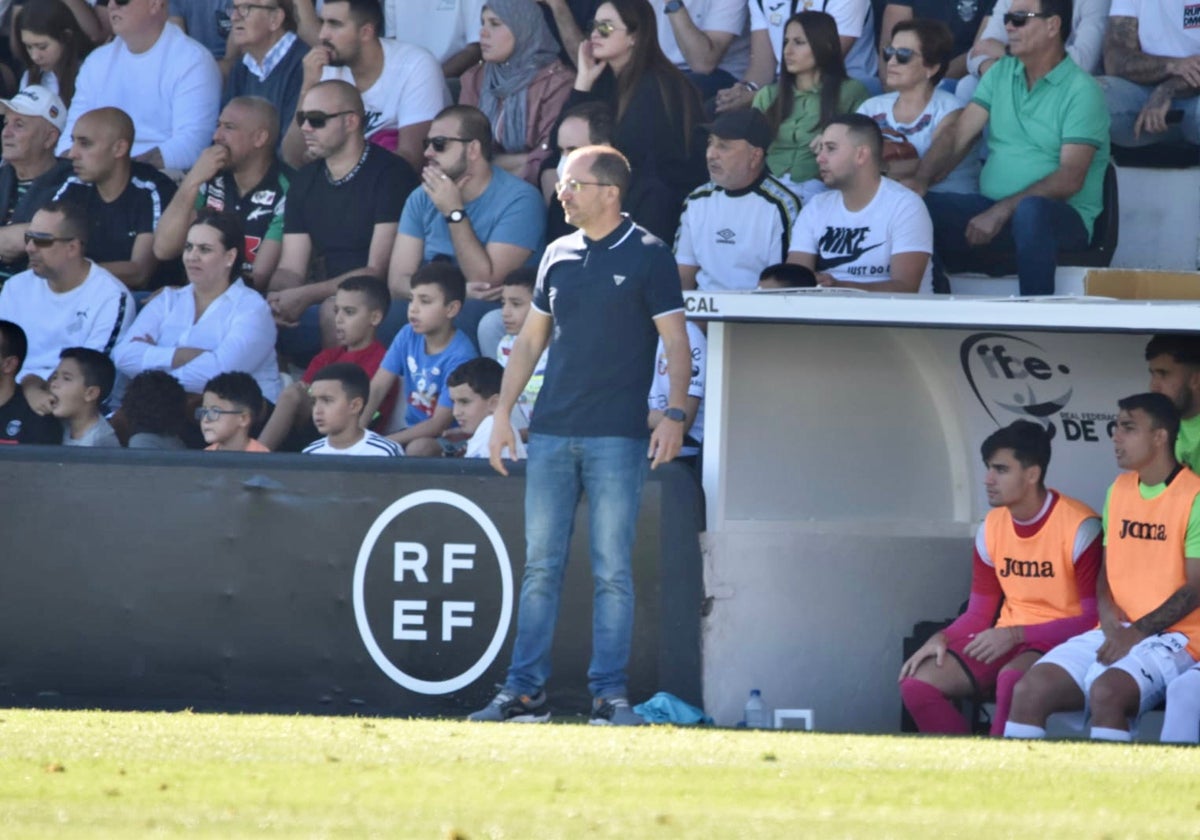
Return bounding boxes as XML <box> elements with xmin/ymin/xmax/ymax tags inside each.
<box><xmin>744</xmin><ymin>689</ymin><xmax>769</xmax><ymax>729</ymax></box>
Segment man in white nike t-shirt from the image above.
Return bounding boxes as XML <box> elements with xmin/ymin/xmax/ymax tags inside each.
<box><xmin>786</xmin><ymin>112</ymin><xmax>933</xmax><ymax>294</ymax></box>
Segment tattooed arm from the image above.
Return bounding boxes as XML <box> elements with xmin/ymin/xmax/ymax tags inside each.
<box><xmin>1133</xmin><ymin>556</ymin><xmax>1200</xmax><ymax>636</ymax></box>
<box><xmin>1104</xmin><ymin>16</ymin><xmax>1200</xmax><ymax>86</ymax></box>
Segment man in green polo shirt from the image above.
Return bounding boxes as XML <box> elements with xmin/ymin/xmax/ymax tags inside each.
<box><xmin>1146</xmin><ymin>333</ymin><xmax>1200</xmax><ymax>472</ymax></box>
<box><xmin>905</xmin><ymin>0</ymin><xmax>1110</xmax><ymax>296</ymax></box>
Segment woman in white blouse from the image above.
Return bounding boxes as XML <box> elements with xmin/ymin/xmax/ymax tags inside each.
<box><xmin>114</xmin><ymin>210</ymin><xmax>282</xmax><ymax>404</ymax></box>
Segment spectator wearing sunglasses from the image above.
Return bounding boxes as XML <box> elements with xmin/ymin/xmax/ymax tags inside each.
<box><xmin>910</xmin><ymin>0</ymin><xmax>1109</xmax><ymax>296</ymax></box>
<box><xmin>566</xmin><ymin>0</ymin><xmax>706</xmax><ymax>243</ymax></box>
<box><xmin>963</xmin><ymin>0</ymin><xmax>1108</xmax><ymax>98</ymax></box>
<box><xmin>154</xmin><ymin>96</ymin><xmax>289</xmax><ymax>293</ymax></box>
<box><xmin>878</xmin><ymin>0</ymin><xmax>992</xmax><ymax>90</ymax></box>
<box><xmin>0</xmin><ymin>86</ymin><xmax>74</xmax><ymax>286</ymax></box>
<box><xmin>458</xmin><ymin>0</ymin><xmax>573</xmax><ymax>186</ymax></box>
<box><xmin>0</xmin><ymin>200</ymin><xmax>134</xmax><ymax>414</ymax></box>
<box><xmin>57</xmin><ymin>0</ymin><xmax>221</xmax><ymax>171</ymax></box>
<box><xmin>1096</xmin><ymin>0</ymin><xmax>1200</xmax><ymax>150</ymax></box>
<box><xmin>281</xmin><ymin>0</ymin><xmax>447</xmax><ymax>173</ymax></box>
<box><xmin>857</xmin><ymin>19</ymin><xmax>980</xmax><ymax>195</ymax></box>
<box><xmin>267</xmin><ymin>80</ymin><xmax>415</xmax><ymax>367</ymax></box>
<box><xmin>54</xmin><ymin>107</ymin><xmax>179</xmax><ymax>291</ymax></box>
<box><xmin>387</xmin><ymin>104</ymin><xmax>544</xmax><ymax>357</ymax></box>
<box><xmin>223</xmin><ymin>0</ymin><xmax>308</xmax><ymax>137</ymax></box>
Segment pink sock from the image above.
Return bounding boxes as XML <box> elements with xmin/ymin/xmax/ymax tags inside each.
<box><xmin>901</xmin><ymin>678</ymin><xmax>970</xmax><ymax>734</ymax></box>
<box><xmin>990</xmin><ymin>670</ymin><xmax>1023</xmax><ymax>737</ymax></box>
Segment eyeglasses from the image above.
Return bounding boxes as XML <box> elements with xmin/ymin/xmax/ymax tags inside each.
<box><xmin>883</xmin><ymin>46</ymin><xmax>920</xmax><ymax>65</ymax></box>
<box><xmin>195</xmin><ymin>406</ymin><xmax>248</xmax><ymax>422</ymax></box>
<box><xmin>24</xmin><ymin>231</ymin><xmax>74</xmax><ymax>248</ymax></box>
<box><xmin>1003</xmin><ymin>10</ymin><xmax>1054</xmax><ymax>27</ymax></box>
<box><xmin>588</xmin><ymin>19</ymin><xmax>627</xmax><ymax>38</ymax></box>
<box><xmin>294</xmin><ymin>109</ymin><xmax>353</xmax><ymax>129</ymax></box>
<box><xmin>229</xmin><ymin>2</ymin><xmax>278</xmax><ymax>18</ymax></box>
<box><xmin>423</xmin><ymin>136</ymin><xmax>471</xmax><ymax>152</ymax></box>
<box><xmin>555</xmin><ymin>178</ymin><xmax>612</xmax><ymax>194</ymax></box>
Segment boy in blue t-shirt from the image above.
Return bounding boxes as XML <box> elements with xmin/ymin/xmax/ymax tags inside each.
<box><xmin>364</xmin><ymin>262</ymin><xmax>477</xmax><ymax>456</ymax></box>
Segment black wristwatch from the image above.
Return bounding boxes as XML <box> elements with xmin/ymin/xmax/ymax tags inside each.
<box><xmin>664</xmin><ymin>0</ymin><xmax>684</xmax><ymax>13</ymax></box>
<box><xmin>445</xmin><ymin>209</ymin><xmax>466</xmax><ymax>223</ymax></box>
<box><xmin>664</xmin><ymin>407</ymin><xmax>687</xmax><ymax>423</ymax></box>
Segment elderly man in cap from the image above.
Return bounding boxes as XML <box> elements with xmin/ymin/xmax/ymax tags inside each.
<box><xmin>0</xmin><ymin>86</ymin><xmax>73</xmax><ymax>286</ymax></box>
<box><xmin>675</xmin><ymin>108</ymin><xmax>801</xmax><ymax>292</ymax></box>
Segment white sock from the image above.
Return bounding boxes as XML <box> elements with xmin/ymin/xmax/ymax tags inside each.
<box><xmin>1161</xmin><ymin>669</ymin><xmax>1200</xmax><ymax>744</ymax></box>
<box><xmin>1090</xmin><ymin>726</ymin><xmax>1132</xmax><ymax>742</ymax></box>
<box><xmin>1003</xmin><ymin>721</ymin><xmax>1046</xmax><ymax>739</ymax></box>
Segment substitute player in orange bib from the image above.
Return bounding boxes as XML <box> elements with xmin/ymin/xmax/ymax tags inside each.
<box><xmin>899</xmin><ymin>420</ymin><xmax>1101</xmax><ymax>735</ymax></box>
<box><xmin>1006</xmin><ymin>393</ymin><xmax>1200</xmax><ymax>741</ymax></box>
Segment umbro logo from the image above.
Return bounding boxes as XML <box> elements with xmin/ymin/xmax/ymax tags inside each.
<box><xmin>716</xmin><ymin>228</ymin><xmax>735</xmax><ymax>244</ymax></box>
<box><xmin>613</xmin><ymin>275</ymin><xmax>626</xmax><ymax>286</ymax></box>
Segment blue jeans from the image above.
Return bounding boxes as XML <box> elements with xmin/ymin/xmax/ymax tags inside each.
<box><xmin>924</xmin><ymin>191</ymin><xmax>1090</xmax><ymax>296</ymax></box>
<box><xmin>1099</xmin><ymin>76</ymin><xmax>1200</xmax><ymax>147</ymax></box>
<box><xmin>505</xmin><ymin>433</ymin><xmax>650</xmax><ymax>700</ymax></box>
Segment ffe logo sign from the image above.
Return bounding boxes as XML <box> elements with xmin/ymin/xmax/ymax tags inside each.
<box><xmin>353</xmin><ymin>489</ymin><xmax>514</xmax><ymax>694</ymax></box>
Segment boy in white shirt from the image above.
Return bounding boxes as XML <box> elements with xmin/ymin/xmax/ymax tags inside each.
<box><xmin>448</xmin><ymin>357</ymin><xmax>525</xmax><ymax>461</ymax></box>
<box><xmin>303</xmin><ymin>362</ymin><xmax>403</xmax><ymax>456</ymax></box>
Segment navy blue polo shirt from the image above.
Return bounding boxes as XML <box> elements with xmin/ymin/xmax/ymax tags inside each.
<box><xmin>530</xmin><ymin>216</ymin><xmax>685</xmax><ymax>439</ymax></box>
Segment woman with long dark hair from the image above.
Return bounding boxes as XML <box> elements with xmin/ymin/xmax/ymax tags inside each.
<box><xmin>564</xmin><ymin>0</ymin><xmax>706</xmax><ymax>241</ymax></box>
<box><xmin>13</xmin><ymin>0</ymin><xmax>95</xmax><ymax>106</ymax></box>
<box><xmin>753</xmin><ymin>10</ymin><xmax>868</xmax><ymax>200</ymax></box>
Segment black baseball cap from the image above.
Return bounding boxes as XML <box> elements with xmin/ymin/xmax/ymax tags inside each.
<box><xmin>705</xmin><ymin>109</ymin><xmax>772</xmax><ymax>150</ymax></box>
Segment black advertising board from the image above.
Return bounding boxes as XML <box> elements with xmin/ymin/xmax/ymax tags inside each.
<box><xmin>0</xmin><ymin>449</ymin><xmax>703</xmax><ymax>718</ymax></box>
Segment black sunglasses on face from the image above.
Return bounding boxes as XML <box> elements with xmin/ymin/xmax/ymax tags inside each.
<box><xmin>24</xmin><ymin>232</ymin><xmax>73</xmax><ymax>248</ymax></box>
<box><xmin>294</xmin><ymin>109</ymin><xmax>353</xmax><ymax>129</ymax></box>
<box><xmin>423</xmin><ymin>136</ymin><xmax>470</xmax><ymax>152</ymax></box>
<box><xmin>883</xmin><ymin>46</ymin><xmax>920</xmax><ymax>64</ymax></box>
<box><xmin>1003</xmin><ymin>10</ymin><xmax>1053</xmax><ymax>27</ymax></box>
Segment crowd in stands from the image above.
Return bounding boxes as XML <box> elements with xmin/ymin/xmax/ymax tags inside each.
<box><xmin>4</xmin><ymin>0</ymin><xmax>1196</xmax><ymax>456</ymax></box>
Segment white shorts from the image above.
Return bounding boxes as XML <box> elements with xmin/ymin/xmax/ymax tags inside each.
<box><xmin>1035</xmin><ymin>628</ymin><xmax>1197</xmax><ymax>715</ymax></box>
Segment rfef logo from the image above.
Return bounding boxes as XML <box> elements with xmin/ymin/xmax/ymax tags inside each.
<box><xmin>960</xmin><ymin>332</ymin><xmax>1074</xmax><ymax>428</ymax></box>
<box><xmin>353</xmin><ymin>489</ymin><xmax>513</xmax><ymax>694</ymax></box>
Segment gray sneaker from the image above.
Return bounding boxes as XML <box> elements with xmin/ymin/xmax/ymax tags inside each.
<box><xmin>468</xmin><ymin>688</ymin><xmax>551</xmax><ymax>723</ymax></box>
<box><xmin>589</xmin><ymin>696</ymin><xmax>645</xmax><ymax>726</ymax></box>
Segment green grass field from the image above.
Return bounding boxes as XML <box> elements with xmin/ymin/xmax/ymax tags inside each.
<box><xmin>1</xmin><ymin>709</ymin><xmax>1198</xmax><ymax>839</ymax></box>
